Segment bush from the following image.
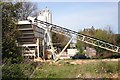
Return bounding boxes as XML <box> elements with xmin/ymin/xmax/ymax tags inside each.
<box><xmin>2</xmin><ymin>64</ymin><xmax>26</xmax><ymax>79</ymax></box>
<box><xmin>2</xmin><ymin>60</ymin><xmax>38</xmax><ymax>79</ymax></box>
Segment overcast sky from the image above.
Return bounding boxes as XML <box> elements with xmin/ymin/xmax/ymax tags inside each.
<box><xmin>36</xmin><ymin>2</ymin><xmax>118</xmax><ymax>34</ymax></box>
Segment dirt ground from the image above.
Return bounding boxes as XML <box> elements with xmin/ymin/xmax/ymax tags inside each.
<box><xmin>69</xmin><ymin>59</ymin><xmax>119</xmax><ymax>65</ymax></box>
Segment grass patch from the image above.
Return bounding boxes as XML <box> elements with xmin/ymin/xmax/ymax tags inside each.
<box><xmin>33</xmin><ymin>60</ymin><xmax>118</xmax><ymax>78</ymax></box>
<box><xmin>2</xmin><ymin>59</ymin><xmax>118</xmax><ymax>78</ymax></box>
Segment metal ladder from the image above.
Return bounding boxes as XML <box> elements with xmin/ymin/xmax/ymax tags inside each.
<box><xmin>34</xmin><ymin>19</ymin><xmax>120</xmax><ymax>54</ymax></box>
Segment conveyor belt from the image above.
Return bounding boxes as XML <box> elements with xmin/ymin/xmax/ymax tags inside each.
<box><xmin>34</xmin><ymin>19</ymin><xmax>120</xmax><ymax>53</ymax></box>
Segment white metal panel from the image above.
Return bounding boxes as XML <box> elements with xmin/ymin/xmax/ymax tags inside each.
<box><xmin>21</xmin><ymin>44</ymin><xmax>37</xmax><ymax>47</ymax></box>
<box><xmin>18</xmin><ymin>21</ymin><xmax>31</xmax><ymax>25</ymax></box>
<box><xmin>67</xmin><ymin>49</ymin><xmax>78</xmax><ymax>56</ymax></box>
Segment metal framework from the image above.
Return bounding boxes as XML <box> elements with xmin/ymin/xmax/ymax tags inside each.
<box><xmin>17</xmin><ymin>22</ymin><xmax>44</xmax><ymax>59</ymax></box>
<box><xmin>34</xmin><ymin>19</ymin><xmax>120</xmax><ymax>55</ymax></box>
<box><xmin>17</xmin><ymin>8</ymin><xmax>53</xmax><ymax>60</ymax></box>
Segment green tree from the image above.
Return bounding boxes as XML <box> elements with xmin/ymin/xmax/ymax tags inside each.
<box><xmin>52</xmin><ymin>32</ymin><xmax>70</xmax><ymax>51</ymax></box>
<box><xmin>2</xmin><ymin>2</ymin><xmax>23</xmax><ymax>63</ymax></box>
<box><xmin>77</xmin><ymin>26</ymin><xmax>116</xmax><ymax>55</ymax></box>
<box><xmin>115</xmin><ymin>34</ymin><xmax>120</xmax><ymax>46</ymax></box>
<box><xmin>94</xmin><ymin>29</ymin><xmax>116</xmax><ymax>44</ymax></box>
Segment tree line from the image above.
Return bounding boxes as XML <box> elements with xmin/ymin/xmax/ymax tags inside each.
<box><xmin>76</xmin><ymin>26</ymin><xmax>120</xmax><ymax>58</ymax></box>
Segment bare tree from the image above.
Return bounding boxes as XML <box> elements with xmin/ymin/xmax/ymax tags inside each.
<box><xmin>19</xmin><ymin>2</ymin><xmax>37</xmax><ymax>20</ymax></box>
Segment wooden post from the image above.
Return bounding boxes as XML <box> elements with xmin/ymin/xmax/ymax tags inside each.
<box><xmin>37</xmin><ymin>38</ymin><xmax>39</xmax><ymax>58</ymax></box>
<box><xmin>42</xmin><ymin>38</ymin><xmax>45</xmax><ymax>60</ymax></box>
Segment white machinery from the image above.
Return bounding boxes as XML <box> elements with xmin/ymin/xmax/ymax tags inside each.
<box><xmin>17</xmin><ymin>8</ymin><xmax>55</xmax><ymax>59</ymax></box>
<box><xmin>18</xmin><ymin>8</ymin><xmax>120</xmax><ymax>61</ymax></box>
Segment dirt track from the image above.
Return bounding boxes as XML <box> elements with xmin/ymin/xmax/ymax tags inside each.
<box><xmin>67</xmin><ymin>59</ymin><xmax>119</xmax><ymax>65</ymax></box>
